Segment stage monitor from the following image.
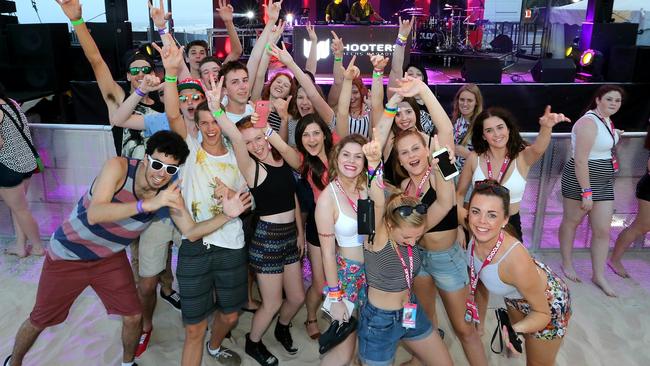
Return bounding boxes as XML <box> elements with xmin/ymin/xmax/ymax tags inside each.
<box><xmin>461</xmin><ymin>58</ymin><xmax>502</xmax><ymax>83</ymax></box>
<box><xmin>531</xmin><ymin>59</ymin><xmax>576</xmax><ymax>83</ymax></box>
<box><xmin>292</xmin><ymin>25</ymin><xmax>409</xmax><ymax>75</ymax></box>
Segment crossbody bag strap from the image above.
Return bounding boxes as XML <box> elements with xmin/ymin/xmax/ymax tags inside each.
<box><xmin>490</xmin><ymin>309</ymin><xmax>504</xmax><ymax>354</ymax></box>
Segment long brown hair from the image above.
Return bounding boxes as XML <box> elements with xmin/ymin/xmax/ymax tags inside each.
<box><xmin>467</xmin><ymin>180</ymin><xmax>519</xmax><ymax>239</ymax></box>
<box><xmin>391</xmin><ymin>97</ymin><xmax>423</xmax><ymax>135</ymax></box>
<box><xmin>584</xmin><ymin>85</ymin><xmax>626</xmax><ymax>114</ymax></box>
<box><xmin>328</xmin><ymin>134</ymin><xmax>368</xmax><ymax>191</ymax></box>
<box><xmin>295</xmin><ymin>113</ymin><xmax>334</xmax><ymax>191</ymax></box>
<box><xmin>392</xmin><ymin>129</ymin><xmax>427</xmax><ymax>182</ymax></box>
<box><xmin>471</xmin><ymin>107</ymin><xmax>528</xmax><ymax>159</ymax></box>
<box><xmin>451</xmin><ymin>84</ymin><xmax>484</xmax><ymax>146</ymax></box>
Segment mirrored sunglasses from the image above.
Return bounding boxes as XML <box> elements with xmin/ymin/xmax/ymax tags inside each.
<box><xmin>129</xmin><ymin>66</ymin><xmax>153</xmax><ymax>75</ymax></box>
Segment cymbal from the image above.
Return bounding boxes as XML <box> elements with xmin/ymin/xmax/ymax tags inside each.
<box><xmin>443</xmin><ymin>5</ymin><xmax>463</xmax><ymax>10</ymax></box>
<box><xmin>400</xmin><ymin>7</ymin><xmax>424</xmax><ymax>12</ymax></box>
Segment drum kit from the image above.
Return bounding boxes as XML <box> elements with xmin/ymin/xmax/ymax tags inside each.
<box><xmin>398</xmin><ymin>5</ymin><xmax>489</xmax><ymax>53</ymax></box>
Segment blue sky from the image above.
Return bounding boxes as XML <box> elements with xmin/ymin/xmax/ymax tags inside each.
<box><xmin>16</xmin><ymin>0</ymin><xmax>213</xmax><ymax>32</ymax></box>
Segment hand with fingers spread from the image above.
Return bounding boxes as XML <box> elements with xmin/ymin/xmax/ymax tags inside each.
<box><xmin>306</xmin><ymin>22</ymin><xmax>317</xmax><ymax>41</ymax></box>
<box><xmin>222</xmin><ymin>190</ymin><xmax>253</xmax><ymax>218</ymax></box>
<box><xmin>330</xmin><ymin>31</ymin><xmax>344</xmax><ymax>59</ymax></box>
<box><xmin>370</xmin><ymin>54</ymin><xmax>389</xmax><ymax>72</ymax></box>
<box><xmin>205</xmin><ymin>75</ymin><xmax>225</xmax><ymax>113</ymax></box>
<box><xmin>216</xmin><ymin>0</ymin><xmax>234</xmax><ymax>23</ymax></box>
<box><xmin>213</xmin><ymin>176</ymin><xmax>236</xmax><ymax>201</ymax></box>
<box><xmin>145</xmin><ymin>180</ymin><xmax>184</xmax><ymax>212</ymax></box>
<box><xmin>268</xmin><ymin>20</ymin><xmax>287</xmax><ymax>45</ymax></box>
<box><xmin>264</xmin><ymin>0</ymin><xmax>283</xmax><ymax>23</ymax></box>
<box><xmin>268</xmin><ymin>42</ymin><xmax>294</xmax><ymax>66</ymax></box>
<box><xmin>272</xmin><ymin>95</ymin><xmax>292</xmax><ymax>121</ymax></box>
<box><xmin>538</xmin><ymin>105</ymin><xmax>571</xmax><ymax>129</ymax></box>
<box><xmin>363</xmin><ymin>128</ymin><xmax>383</xmax><ymax>166</ymax></box>
<box><xmin>55</xmin><ymin>0</ymin><xmax>82</xmax><ymax>21</ymax></box>
<box><xmin>148</xmin><ymin>0</ymin><xmax>171</xmax><ymax>29</ymax></box>
<box><xmin>341</xmin><ymin>55</ymin><xmax>359</xmax><ymax>81</ymax></box>
<box><xmin>389</xmin><ymin>75</ymin><xmax>427</xmax><ymax>98</ymax></box>
<box><xmin>138</xmin><ymin>74</ymin><xmax>162</xmax><ymax>94</ymax></box>
<box><xmin>152</xmin><ymin>42</ymin><xmax>183</xmax><ymax>75</ymax></box>
<box><xmin>398</xmin><ymin>16</ymin><xmax>415</xmax><ymax>38</ymax></box>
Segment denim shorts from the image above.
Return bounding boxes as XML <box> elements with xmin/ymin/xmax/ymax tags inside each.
<box><xmin>358</xmin><ymin>298</ymin><xmax>433</xmax><ymax>366</ymax></box>
<box><xmin>416</xmin><ymin>242</ymin><xmax>469</xmax><ymax>292</ymax></box>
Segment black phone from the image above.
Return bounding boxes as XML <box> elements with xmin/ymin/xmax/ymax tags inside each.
<box><xmin>357</xmin><ymin>198</ymin><xmax>375</xmax><ymax>235</ymax></box>
<box><xmin>431</xmin><ymin>148</ymin><xmax>459</xmax><ymax>181</ymax></box>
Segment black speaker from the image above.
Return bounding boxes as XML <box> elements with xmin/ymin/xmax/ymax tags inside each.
<box><xmin>83</xmin><ymin>22</ymin><xmax>133</xmax><ymax>79</ymax></box>
<box><xmin>490</xmin><ymin>34</ymin><xmax>513</xmax><ymax>53</ymax></box>
<box><xmin>580</xmin><ymin>22</ymin><xmax>638</xmax><ymax>58</ymax></box>
<box><xmin>607</xmin><ymin>46</ymin><xmax>636</xmax><ymax>82</ymax></box>
<box><xmin>461</xmin><ymin>58</ymin><xmax>502</xmax><ymax>83</ymax></box>
<box><xmin>531</xmin><ymin>59</ymin><xmax>576</xmax><ymax>83</ymax></box>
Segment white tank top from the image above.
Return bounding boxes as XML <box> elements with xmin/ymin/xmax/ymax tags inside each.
<box><xmin>330</xmin><ymin>183</ymin><xmax>363</xmax><ymax>248</ymax></box>
<box><xmin>571</xmin><ymin>111</ymin><xmax>618</xmax><ymax>160</ymax></box>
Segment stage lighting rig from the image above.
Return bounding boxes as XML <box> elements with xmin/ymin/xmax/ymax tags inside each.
<box><xmin>577</xmin><ymin>49</ymin><xmax>605</xmax><ymax>81</ymax></box>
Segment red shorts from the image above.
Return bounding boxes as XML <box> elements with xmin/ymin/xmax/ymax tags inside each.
<box><xmin>30</xmin><ymin>251</ymin><xmax>142</xmax><ymax>329</ymax></box>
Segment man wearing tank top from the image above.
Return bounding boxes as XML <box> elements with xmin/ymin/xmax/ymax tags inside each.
<box><xmin>3</xmin><ymin>131</ymin><xmax>251</xmax><ymax>366</ymax></box>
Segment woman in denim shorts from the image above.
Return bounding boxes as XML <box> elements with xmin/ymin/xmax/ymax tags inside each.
<box><xmin>394</xmin><ymin>129</ymin><xmax>487</xmax><ymax>365</ymax></box>
<box><xmin>357</xmin><ymin>132</ymin><xmax>453</xmax><ymax>366</ymax></box>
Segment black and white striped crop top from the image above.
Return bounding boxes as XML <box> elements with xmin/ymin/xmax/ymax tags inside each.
<box><xmin>364</xmin><ymin>242</ymin><xmax>422</xmax><ymax>292</ymax></box>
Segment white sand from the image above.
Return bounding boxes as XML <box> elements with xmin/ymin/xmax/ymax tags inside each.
<box><xmin>1</xmin><ymin>249</ymin><xmax>649</xmax><ymax>366</ymax></box>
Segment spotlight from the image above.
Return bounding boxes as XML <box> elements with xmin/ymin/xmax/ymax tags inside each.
<box><xmin>285</xmin><ymin>13</ymin><xmax>294</xmax><ymax>24</ymax></box>
<box><xmin>579</xmin><ymin>49</ymin><xmax>595</xmax><ymax>66</ymax></box>
<box><xmin>565</xmin><ymin>46</ymin><xmax>576</xmax><ymax>58</ymax></box>
<box><xmin>246</xmin><ymin>10</ymin><xmax>254</xmax><ymax>19</ymax></box>
<box><xmin>577</xmin><ymin>49</ymin><xmax>605</xmax><ymax>81</ymax></box>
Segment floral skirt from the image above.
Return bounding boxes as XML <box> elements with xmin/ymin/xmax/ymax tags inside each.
<box><xmin>504</xmin><ymin>260</ymin><xmax>571</xmax><ymax>340</ymax></box>
<box><xmin>324</xmin><ymin>255</ymin><xmax>367</xmax><ymax>307</ymax></box>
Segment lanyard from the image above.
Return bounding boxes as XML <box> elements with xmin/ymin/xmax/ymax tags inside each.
<box><xmin>334</xmin><ymin>178</ymin><xmax>358</xmax><ymax>213</ymax></box>
<box><xmin>394</xmin><ymin>243</ymin><xmax>414</xmax><ymax>296</ymax></box>
<box><xmin>485</xmin><ymin>154</ymin><xmax>510</xmax><ymax>183</ymax></box>
<box><xmin>412</xmin><ymin>166</ymin><xmax>432</xmax><ymax>199</ymax></box>
<box><xmin>468</xmin><ymin>230</ymin><xmax>505</xmax><ymax>298</ymax></box>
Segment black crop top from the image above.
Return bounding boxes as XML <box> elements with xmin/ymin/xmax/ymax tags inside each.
<box><xmin>249</xmin><ymin>161</ymin><xmax>296</xmax><ymax>216</ymax></box>
<box><xmin>420</xmin><ymin>187</ymin><xmax>458</xmax><ymax>232</ymax></box>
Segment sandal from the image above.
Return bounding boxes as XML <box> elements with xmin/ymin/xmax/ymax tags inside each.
<box><xmin>304</xmin><ymin>319</ymin><xmax>321</xmax><ymax>340</ymax></box>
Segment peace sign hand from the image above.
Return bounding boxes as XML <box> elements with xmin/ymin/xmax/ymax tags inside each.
<box><xmin>148</xmin><ymin>0</ymin><xmax>171</xmax><ymax>29</ymax></box>
<box><xmin>151</xmin><ymin>42</ymin><xmax>183</xmax><ymax>75</ymax></box>
<box><xmin>362</xmin><ymin>128</ymin><xmax>382</xmax><ymax>166</ymax></box>
<box><xmin>341</xmin><ymin>56</ymin><xmax>359</xmax><ymax>81</ymax></box>
<box><xmin>538</xmin><ymin>105</ymin><xmax>571</xmax><ymax>128</ymax></box>
<box><xmin>306</xmin><ymin>22</ymin><xmax>317</xmax><ymax>41</ymax></box>
<box><xmin>216</xmin><ymin>0</ymin><xmax>234</xmax><ymax>23</ymax></box>
<box><xmin>206</xmin><ymin>75</ymin><xmax>225</xmax><ymax>113</ymax></box>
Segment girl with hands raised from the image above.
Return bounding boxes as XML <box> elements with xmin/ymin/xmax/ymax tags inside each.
<box><xmin>336</xmin><ymin>56</ymin><xmax>372</xmax><ymax>138</ymax></box>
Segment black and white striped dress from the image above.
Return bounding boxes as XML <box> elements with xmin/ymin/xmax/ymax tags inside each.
<box><xmin>561</xmin><ymin>111</ymin><xmax>618</xmax><ymax>201</ymax></box>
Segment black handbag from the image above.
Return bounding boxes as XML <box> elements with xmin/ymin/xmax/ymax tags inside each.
<box><xmin>318</xmin><ymin>316</ymin><xmax>358</xmax><ymax>355</ymax></box>
<box><xmin>490</xmin><ymin>308</ymin><xmax>523</xmax><ymax>354</ymax></box>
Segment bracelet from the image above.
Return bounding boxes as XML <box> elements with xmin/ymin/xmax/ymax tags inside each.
<box><xmin>157</xmin><ymin>28</ymin><xmax>167</xmax><ymax>36</ymax></box>
<box><xmin>395</xmin><ymin>38</ymin><xmax>407</xmax><ymax>47</ymax></box>
<box><xmin>334</xmin><ymin>56</ymin><xmax>343</xmax><ymax>62</ymax></box>
<box><xmin>265</xmin><ymin>43</ymin><xmax>272</xmax><ymax>51</ymax></box>
<box><xmin>398</xmin><ymin>33</ymin><xmax>408</xmax><ymax>41</ymax></box>
<box><xmin>71</xmin><ymin>17</ymin><xmax>85</xmax><ymax>26</ymax></box>
<box><xmin>327</xmin><ymin>285</ymin><xmax>341</xmax><ymax>292</ymax></box>
<box><xmin>164</xmin><ymin>75</ymin><xmax>177</xmax><ymax>83</ymax></box>
<box><xmin>373</xmin><ymin>71</ymin><xmax>383</xmax><ymax>78</ymax></box>
<box><xmin>384</xmin><ymin>108</ymin><xmax>397</xmax><ymax>118</ymax></box>
<box><xmin>384</xmin><ymin>105</ymin><xmax>398</xmax><ymax>112</ymax></box>
<box><xmin>581</xmin><ymin>187</ymin><xmax>592</xmax><ymax>193</ymax></box>
<box><xmin>136</xmin><ymin>200</ymin><xmax>145</xmax><ymax>214</ymax></box>
<box><xmin>327</xmin><ymin>290</ymin><xmax>344</xmax><ymax>300</ymax></box>
<box><xmin>212</xmin><ymin>109</ymin><xmax>224</xmax><ymax>118</ymax></box>
<box><xmin>581</xmin><ymin>191</ymin><xmax>593</xmax><ymax>199</ymax></box>
<box><xmin>134</xmin><ymin>88</ymin><xmax>146</xmax><ymax>97</ymax></box>
<box><xmin>264</xmin><ymin>127</ymin><xmax>274</xmax><ymax>137</ymax></box>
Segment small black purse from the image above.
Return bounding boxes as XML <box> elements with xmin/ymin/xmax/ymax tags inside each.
<box><xmin>491</xmin><ymin>308</ymin><xmax>523</xmax><ymax>354</ymax></box>
<box><xmin>318</xmin><ymin>316</ymin><xmax>358</xmax><ymax>355</ymax></box>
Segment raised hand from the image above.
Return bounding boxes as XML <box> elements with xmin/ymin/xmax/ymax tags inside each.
<box><xmin>306</xmin><ymin>22</ymin><xmax>317</xmax><ymax>41</ymax></box>
<box><xmin>272</xmin><ymin>95</ymin><xmax>292</xmax><ymax>121</ymax></box>
<box><xmin>268</xmin><ymin>20</ymin><xmax>287</xmax><ymax>45</ymax></box>
<box><xmin>330</xmin><ymin>31</ymin><xmax>344</xmax><ymax>58</ymax></box>
<box><xmin>216</xmin><ymin>0</ymin><xmax>234</xmax><ymax>23</ymax></box>
<box><xmin>389</xmin><ymin>75</ymin><xmax>427</xmax><ymax>98</ymax></box>
<box><xmin>386</xmin><ymin>90</ymin><xmax>404</xmax><ymax>108</ymax></box>
<box><xmin>341</xmin><ymin>55</ymin><xmax>359</xmax><ymax>81</ymax></box>
<box><xmin>222</xmin><ymin>190</ymin><xmax>253</xmax><ymax>218</ymax></box>
<box><xmin>138</xmin><ymin>74</ymin><xmax>162</xmax><ymax>93</ymax></box>
<box><xmin>149</xmin><ymin>180</ymin><xmax>184</xmax><ymax>211</ymax></box>
<box><xmin>148</xmin><ymin>0</ymin><xmax>171</xmax><ymax>29</ymax></box>
<box><xmin>55</xmin><ymin>0</ymin><xmax>82</xmax><ymax>21</ymax></box>
<box><xmin>430</xmin><ymin>134</ymin><xmax>456</xmax><ymax>166</ymax></box>
<box><xmin>370</xmin><ymin>54</ymin><xmax>389</xmax><ymax>71</ymax></box>
<box><xmin>206</xmin><ymin>75</ymin><xmax>225</xmax><ymax>113</ymax></box>
<box><xmin>362</xmin><ymin>128</ymin><xmax>382</xmax><ymax>166</ymax></box>
<box><xmin>268</xmin><ymin>42</ymin><xmax>294</xmax><ymax>67</ymax></box>
<box><xmin>151</xmin><ymin>42</ymin><xmax>183</xmax><ymax>75</ymax></box>
<box><xmin>538</xmin><ymin>105</ymin><xmax>571</xmax><ymax>128</ymax></box>
<box><xmin>398</xmin><ymin>16</ymin><xmax>415</xmax><ymax>38</ymax></box>
<box><xmin>264</xmin><ymin>0</ymin><xmax>283</xmax><ymax>23</ymax></box>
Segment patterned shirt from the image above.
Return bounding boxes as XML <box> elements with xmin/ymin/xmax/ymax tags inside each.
<box><xmin>0</xmin><ymin>102</ymin><xmax>36</xmax><ymax>173</ymax></box>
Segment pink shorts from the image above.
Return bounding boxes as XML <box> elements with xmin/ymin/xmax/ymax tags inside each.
<box><xmin>30</xmin><ymin>251</ymin><xmax>142</xmax><ymax>328</ymax></box>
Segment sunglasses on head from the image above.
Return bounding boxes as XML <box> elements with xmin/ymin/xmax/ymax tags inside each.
<box><xmin>129</xmin><ymin>66</ymin><xmax>153</xmax><ymax>75</ymax></box>
<box><xmin>474</xmin><ymin>179</ymin><xmax>510</xmax><ymax>194</ymax></box>
<box><xmin>393</xmin><ymin>203</ymin><xmax>428</xmax><ymax>218</ymax></box>
<box><xmin>179</xmin><ymin>94</ymin><xmax>203</xmax><ymax>103</ymax></box>
<box><xmin>147</xmin><ymin>155</ymin><xmax>179</xmax><ymax>175</ymax></box>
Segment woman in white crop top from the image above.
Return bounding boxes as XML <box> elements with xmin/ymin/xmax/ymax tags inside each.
<box><xmin>457</xmin><ymin>106</ymin><xmax>570</xmax><ymax>240</ymax></box>
<box><xmin>315</xmin><ymin>134</ymin><xmax>368</xmax><ymax>365</ymax></box>
<box><xmin>559</xmin><ymin>85</ymin><xmax>624</xmax><ymax>297</ymax></box>
<box><xmin>468</xmin><ymin>181</ymin><xmax>571</xmax><ymax>365</ymax></box>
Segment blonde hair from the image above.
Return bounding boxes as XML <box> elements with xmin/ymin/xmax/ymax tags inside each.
<box><xmin>451</xmin><ymin>84</ymin><xmax>484</xmax><ymax>146</ymax></box>
<box><xmin>383</xmin><ymin>191</ymin><xmax>427</xmax><ymax>230</ymax></box>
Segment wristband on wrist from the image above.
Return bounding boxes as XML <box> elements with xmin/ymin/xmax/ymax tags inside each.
<box><xmin>384</xmin><ymin>105</ymin><xmax>398</xmax><ymax>112</ymax></box>
<box><xmin>71</xmin><ymin>17</ymin><xmax>85</xmax><ymax>26</ymax></box>
<box><xmin>134</xmin><ymin>88</ymin><xmax>146</xmax><ymax>97</ymax></box>
<box><xmin>581</xmin><ymin>187</ymin><xmax>592</xmax><ymax>193</ymax></box>
<box><xmin>164</xmin><ymin>75</ymin><xmax>177</xmax><ymax>83</ymax></box>
<box><xmin>265</xmin><ymin>127</ymin><xmax>274</xmax><ymax>138</ymax></box>
<box><xmin>327</xmin><ymin>285</ymin><xmax>341</xmax><ymax>292</ymax></box>
<box><xmin>581</xmin><ymin>191</ymin><xmax>593</xmax><ymax>199</ymax></box>
<box><xmin>395</xmin><ymin>38</ymin><xmax>407</xmax><ymax>47</ymax></box>
<box><xmin>212</xmin><ymin>109</ymin><xmax>224</xmax><ymax>118</ymax></box>
<box><xmin>373</xmin><ymin>71</ymin><xmax>383</xmax><ymax>78</ymax></box>
<box><xmin>384</xmin><ymin>108</ymin><xmax>397</xmax><ymax>117</ymax></box>
<box><xmin>157</xmin><ymin>28</ymin><xmax>167</xmax><ymax>36</ymax></box>
<box><xmin>334</xmin><ymin>56</ymin><xmax>343</xmax><ymax>62</ymax></box>
<box><xmin>136</xmin><ymin>200</ymin><xmax>145</xmax><ymax>214</ymax></box>
<box><xmin>398</xmin><ymin>33</ymin><xmax>408</xmax><ymax>41</ymax></box>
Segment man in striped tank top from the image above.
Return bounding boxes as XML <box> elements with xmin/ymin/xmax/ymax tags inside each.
<box><xmin>4</xmin><ymin>131</ymin><xmax>252</xmax><ymax>366</ymax></box>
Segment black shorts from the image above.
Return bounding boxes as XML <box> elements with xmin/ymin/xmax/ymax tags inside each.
<box><xmin>249</xmin><ymin>220</ymin><xmax>300</xmax><ymax>274</ymax></box>
<box><xmin>636</xmin><ymin>174</ymin><xmax>650</xmax><ymax>202</ymax></box>
<box><xmin>177</xmin><ymin>240</ymin><xmax>248</xmax><ymax>324</ymax></box>
<box><xmin>0</xmin><ymin>162</ymin><xmax>32</xmax><ymax>188</ymax></box>
<box><xmin>305</xmin><ymin>208</ymin><xmax>320</xmax><ymax>247</ymax></box>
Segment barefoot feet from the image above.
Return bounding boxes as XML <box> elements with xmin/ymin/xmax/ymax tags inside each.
<box><xmin>607</xmin><ymin>259</ymin><xmax>630</xmax><ymax>278</ymax></box>
<box><xmin>560</xmin><ymin>264</ymin><xmax>581</xmax><ymax>282</ymax></box>
<box><xmin>592</xmin><ymin>276</ymin><xmax>617</xmax><ymax>297</ymax></box>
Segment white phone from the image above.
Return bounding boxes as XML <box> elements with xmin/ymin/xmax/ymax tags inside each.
<box><xmin>432</xmin><ymin>148</ymin><xmax>459</xmax><ymax>181</ymax></box>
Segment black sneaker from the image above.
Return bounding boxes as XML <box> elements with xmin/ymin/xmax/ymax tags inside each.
<box><xmin>274</xmin><ymin>321</ymin><xmax>298</xmax><ymax>355</ymax></box>
<box><xmin>160</xmin><ymin>289</ymin><xmax>181</xmax><ymax>311</ymax></box>
<box><xmin>245</xmin><ymin>333</ymin><xmax>278</xmax><ymax>366</ymax></box>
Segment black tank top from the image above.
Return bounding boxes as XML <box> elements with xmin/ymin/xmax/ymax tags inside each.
<box><xmin>249</xmin><ymin>161</ymin><xmax>296</xmax><ymax>216</ymax></box>
<box><xmin>421</xmin><ymin>187</ymin><xmax>458</xmax><ymax>232</ymax></box>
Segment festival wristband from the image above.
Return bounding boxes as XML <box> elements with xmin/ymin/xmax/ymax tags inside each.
<box><xmin>334</xmin><ymin>56</ymin><xmax>343</xmax><ymax>62</ymax></box>
<box><xmin>164</xmin><ymin>75</ymin><xmax>177</xmax><ymax>83</ymax></box>
<box><xmin>265</xmin><ymin>127</ymin><xmax>274</xmax><ymax>138</ymax></box>
<box><xmin>581</xmin><ymin>192</ymin><xmax>593</xmax><ymax>199</ymax></box>
<box><xmin>395</xmin><ymin>38</ymin><xmax>407</xmax><ymax>47</ymax></box>
<box><xmin>328</xmin><ymin>285</ymin><xmax>341</xmax><ymax>292</ymax></box>
<box><xmin>71</xmin><ymin>18</ymin><xmax>85</xmax><ymax>26</ymax></box>
<box><xmin>212</xmin><ymin>109</ymin><xmax>224</xmax><ymax>118</ymax></box>
<box><xmin>384</xmin><ymin>105</ymin><xmax>398</xmax><ymax>112</ymax></box>
<box><xmin>373</xmin><ymin>71</ymin><xmax>383</xmax><ymax>78</ymax></box>
<box><xmin>134</xmin><ymin>88</ymin><xmax>146</xmax><ymax>97</ymax></box>
<box><xmin>157</xmin><ymin>28</ymin><xmax>167</xmax><ymax>36</ymax></box>
<box><xmin>384</xmin><ymin>109</ymin><xmax>397</xmax><ymax>118</ymax></box>
<box><xmin>136</xmin><ymin>200</ymin><xmax>145</xmax><ymax>214</ymax></box>
<box><xmin>398</xmin><ymin>33</ymin><xmax>408</xmax><ymax>41</ymax></box>
<box><xmin>581</xmin><ymin>187</ymin><xmax>592</xmax><ymax>193</ymax></box>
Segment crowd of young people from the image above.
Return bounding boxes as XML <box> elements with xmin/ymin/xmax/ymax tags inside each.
<box><xmin>2</xmin><ymin>1</ymin><xmax>642</xmax><ymax>365</ymax></box>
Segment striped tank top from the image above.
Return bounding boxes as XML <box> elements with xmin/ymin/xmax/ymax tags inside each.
<box><xmin>365</xmin><ymin>241</ymin><xmax>422</xmax><ymax>292</ymax></box>
<box><xmin>49</xmin><ymin>158</ymin><xmax>156</xmax><ymax>261</ymax></box>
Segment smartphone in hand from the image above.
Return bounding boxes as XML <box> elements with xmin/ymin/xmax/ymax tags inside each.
<box><xmin>432</xmin><ymin>148</ymin><xmax>459</xmax><ymax>181</ymax></box>
<box><xmin>254</xmin><ymin>100</ymin><xmax>271</xmax><ymax>128</ymax></box>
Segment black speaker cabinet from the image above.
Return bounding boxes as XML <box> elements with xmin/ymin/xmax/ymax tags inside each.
<box><xmin>531</xmin><ymin>59</ymin><xmax>576</xmax><ymax>83</ymax></box>
<box><xmin>461</xmin><ymin>58</ymin><xmax>502</xmax><ymax>83</ymax></box>
<box><xmin>580</xmin><ymin>22</ymin><xmax>638</xmax><ymax>58</ymax></box>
